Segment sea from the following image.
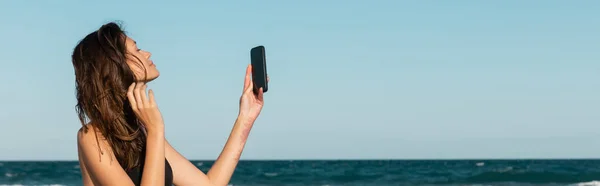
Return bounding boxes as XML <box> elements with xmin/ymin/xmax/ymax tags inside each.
<box><xmin>1</xmin><ymin>159</ymin><xmax>600</xmax><ymax>186</ymax></box>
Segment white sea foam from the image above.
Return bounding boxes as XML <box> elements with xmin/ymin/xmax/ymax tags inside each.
<box><xmin>571</xmin><ymin>181</ymin><xmax>600</xmax><ymax>186</ymax></box>
<box><xmin>263</xmin><ymin>172</ymin><xmax>278</xmax><ymax>177</ymax></box>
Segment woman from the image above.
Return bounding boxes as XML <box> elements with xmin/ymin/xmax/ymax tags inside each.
<box><xmin>73</xmin><ymin>22</ymin><xmax>265</xmax><ymax>186</ymax></box>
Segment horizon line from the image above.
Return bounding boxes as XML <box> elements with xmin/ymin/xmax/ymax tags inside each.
<box><xmin>2</xmin><ymin>157</ymin><xmax>600</xmax><ymax>162</ymax></box>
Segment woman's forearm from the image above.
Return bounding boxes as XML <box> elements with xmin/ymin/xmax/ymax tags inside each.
<box><xmin>140</xmin><ymin>129</ymin><xmax>166</xmax><ymax>186</ymax></box>
<box><xmin>206</xmin><ymin>116</ymin><xmax>254</xmax><ymax>185</ymax></box>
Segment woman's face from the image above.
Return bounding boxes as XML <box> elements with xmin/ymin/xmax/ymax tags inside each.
<box><xmin>125</xmin><ymin>37</ymin><xmax>159</xmax><ymax>82</ymax></box>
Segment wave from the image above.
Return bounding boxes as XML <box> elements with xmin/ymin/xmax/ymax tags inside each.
<box><xmin>453</xmin><ymin>171</ymin><xmax>600</xmax><ymax>184</ymax></box>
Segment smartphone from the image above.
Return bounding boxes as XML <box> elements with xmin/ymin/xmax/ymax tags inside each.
<box><xmin>250</xmin><ymin>45</ymin><xmax>268</xmax><ymax>94</ymax></box>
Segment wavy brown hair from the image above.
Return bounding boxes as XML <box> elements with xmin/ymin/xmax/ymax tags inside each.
<box><xmin>71</xmin><ymin>22</ymin><xmax>146</xmax><ymax>170</ymax></box>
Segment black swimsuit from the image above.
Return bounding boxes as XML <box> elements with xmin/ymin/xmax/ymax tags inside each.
<box><xmin>124</xmin><ymin>127</ymin><xmax>173</xmax><ymax>185</ymax></box>
<box><xmin>126</xmin><ymin>158</ymin><xmax>174</xmax><ymax>186</ymax></box>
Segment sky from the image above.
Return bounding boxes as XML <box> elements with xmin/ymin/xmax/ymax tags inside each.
<box><xmin>0</xmin><ymin>0</ymin><xmax>599</xmax><ymax>160</ymax></box>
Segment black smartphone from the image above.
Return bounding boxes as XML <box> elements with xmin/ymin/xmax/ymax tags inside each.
<box><xmin>250</xmin><ymin>45</ymin><xmax>268</xmax><ymax>94</ymax></box>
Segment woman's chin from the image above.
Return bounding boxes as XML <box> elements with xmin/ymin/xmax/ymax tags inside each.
<box><xmin>143</xmin><ymin>73</ymin><xmax>160</xmax><ymax>82</ymax></box>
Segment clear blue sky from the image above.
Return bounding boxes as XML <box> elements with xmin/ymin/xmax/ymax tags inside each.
<box><xmin>0</xmin><ymin>0</ymin><xmax>598</xmax><ymax>160</ymax></box>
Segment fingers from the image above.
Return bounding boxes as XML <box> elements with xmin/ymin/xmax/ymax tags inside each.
<box><xmin>128</xmin><ymin>82</ymin><xmax>153</xmax><ymax>110</ymax></box>
<box><xmin>245</xmin><ymin>78</ymin><xmax>254</xmax><ymax>94</ymax></box>
<box><xmin>243</xmin><ymin>64</ymin><xmax>251</xmax><ymax>91</ymax></box>
<box><xmin>257</xmin><ymin>87</ymin><xmax>264</xmax><ymax>101</ymax></box>
<box><xmin>267</xmin><ymin>75</ymin><xmax>270</xmax><ymax>83</ymax></box>
<box><xmin>148</xmin><ymin>89</ymin><xmax>156</xmax><ymax>106</ymax></box>
<box><xmin>127</xmin><ymin>83</ymin><xmax>137</xmax><ymax>110</ymax></box>
<box><xmin>244</xmin><ymin>64</ymin><xmax>255</xmax><ymax>94</ymax></box>
<box><xmin>134</xmin><ymin>82</ymin><xmax>144</xmax><ymax>108</ymax></box>
<box><xmin>140</xmin><ymin>83</ymin><xmax>148</xmax><ymax>106</ymax></box>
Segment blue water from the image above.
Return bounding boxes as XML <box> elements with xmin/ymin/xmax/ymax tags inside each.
<box><xmin>1</xmin><ymin>159</ymin><xmax>600</xmax><ymax>186</ymax></box>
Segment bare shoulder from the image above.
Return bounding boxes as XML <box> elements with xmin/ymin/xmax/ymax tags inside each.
<box><xmin>77</xmin><ymin>124</ymin><xmax>108</xmax><ymax>151</ymax></box>
<box><xmin>77</xmin><ymin>124</ymin><xmax>117</xmax><ymax>168</ymax></box>
<box><xmin>76</xmin><ymin>124</ymin><xmax>135</xmax><ymax>185</ymax></box>
<box><xmin>77</xmin><ymin>124</ymin><xmax>104</xmax><ymax>186</ymax></box>
<box><xmin>77</xmin><ymin>125</ymin><xmax>94</xmax><ymax>142</ymax></box>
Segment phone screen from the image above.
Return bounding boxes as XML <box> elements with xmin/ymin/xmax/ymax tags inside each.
<box><xmin>250</xmin><ymin>45</ymin><xmax>268</xmax><ymax>94</ymax></box>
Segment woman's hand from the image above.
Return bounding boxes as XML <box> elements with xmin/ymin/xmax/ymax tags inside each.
<box><xmin>127</xmin><ymin>82</ymin><xmax>164</xmax><ymax>132</ymax></box>
<box><xmin>238</xmin><ymin>64</ymin><xmax>267</xmax><ymax>122</ymax></box>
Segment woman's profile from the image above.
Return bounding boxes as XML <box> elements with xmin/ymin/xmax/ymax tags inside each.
<box><xmin>72</xmin><ymin>22</ymin><xmax>266</xmax><ymax>186</ymax></box>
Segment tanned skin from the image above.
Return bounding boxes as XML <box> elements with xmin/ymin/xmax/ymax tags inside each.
<box><xmin>77</xmin><ymin>30</ymin><xmax>267</xmax><ymax>185</ymax></box>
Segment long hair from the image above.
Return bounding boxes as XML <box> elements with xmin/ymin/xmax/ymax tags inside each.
<box><xmin>71</xmin><ymin>22</ymin><xmax>145</xmax><ymax>170</ymax></box>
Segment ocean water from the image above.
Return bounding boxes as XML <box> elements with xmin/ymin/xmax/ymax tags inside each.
<box><xmin>1</xmin><ymin>159</ymin><xmax>600</xmax><ymax>186</ymax></box>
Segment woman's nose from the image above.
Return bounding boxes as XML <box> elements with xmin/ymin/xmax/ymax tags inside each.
<box><xmin>144</xmin><ymin>51</ymin><xmax>152</xmax><ymax>59</ymax></box>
